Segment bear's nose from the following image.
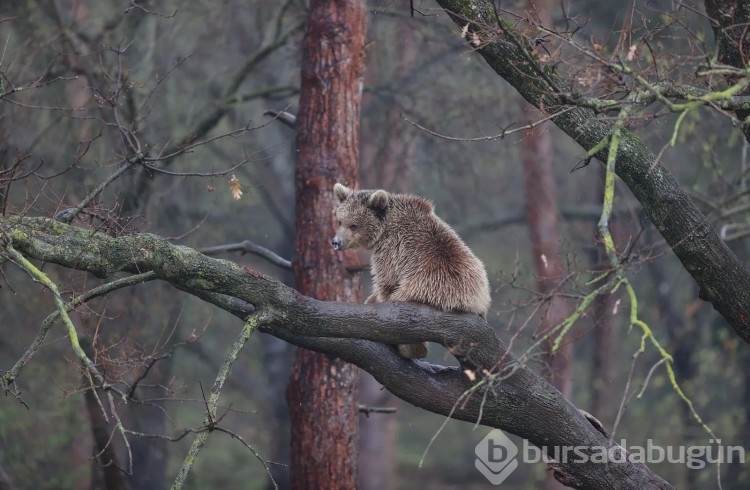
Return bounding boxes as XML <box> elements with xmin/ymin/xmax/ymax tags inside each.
<box><xmin>332</xmin><ymin>237</ymin><xmax>342</xmax><ymax>250</ymax></box>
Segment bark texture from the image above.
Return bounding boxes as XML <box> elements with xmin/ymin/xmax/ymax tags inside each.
<box><xmin>434</xmin><ymin>0</ymin><xmax>750</xmax><ymax>344</ymax></box>
<box><xmin>286</xmin><ymin>1</ymin><xmax>366</xmax><ymax>488</ymax></box>
<box><xmin>1</xmin><ymin>216</ymin><xmax>672</xmax><ymax>489</ymax></box>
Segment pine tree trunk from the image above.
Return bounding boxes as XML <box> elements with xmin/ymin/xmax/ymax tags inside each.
<box><xmin>520</xmin><ymin>5</ymin><xmax>573</xmax><ymax>490</ymax></box>
<box><xmin>286</xmin><ymin>1</ymin><xmax>366</xmax><ymax>488</ymax></box>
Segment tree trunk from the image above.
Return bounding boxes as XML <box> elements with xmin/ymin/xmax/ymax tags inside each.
<box><xmin>360</xmin><ymin>20</ymin><xmax>419</xmax><ymax>192</ymax></box>
<box><xmin>522</xmin><ymin>117</ymin><xmax>576</xmax><ymax>490</ymax></box>
<box><xmin>704</xmin><ymin>0</ymin><xmax>750</xmax><ymax>143</ymax></box>
<box><xmin>520</xmin><ymin>55</ymin><xmax>572</xmax><ymax>399</ymax></box>
<box><xmin>286</xmin><ymin>1</ymin><xmax>366</xmax><ymax>488</ymax></box>
<box><xmin>519</xmin><ymin>4</ymin><xmax>573</xmax><ymax>489</ymax></box>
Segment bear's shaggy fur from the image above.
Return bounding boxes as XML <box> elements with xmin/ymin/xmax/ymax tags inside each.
<box><xmin>332</xmin><ymin>183</ymin><xmax>490</xmax><ymax>359</ymax></box>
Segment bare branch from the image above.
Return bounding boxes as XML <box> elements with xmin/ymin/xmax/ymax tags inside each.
<box><xmin>263</xmin><ymin>110</ymin><xmax>297</xmax><ymax>129</ymax></box>
<box><xmin>171</xmin><ymin>313</ymin><xmax>262</xmax><ymax>489</ymax></box>
<box><xmin>200</xmin><ymin>240</ymin><xmax>291</xmax><ymax>270</ymax></box>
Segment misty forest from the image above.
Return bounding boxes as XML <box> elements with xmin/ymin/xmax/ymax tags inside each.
<box><xmin>1</xmin><ymin>0</ymin><xmax>750</xmax><ymax>489</ymax></box>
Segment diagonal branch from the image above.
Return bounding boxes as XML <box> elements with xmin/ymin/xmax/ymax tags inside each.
<box><xmin>432</xmin><ymin>0</ymin><xmax>750</xmax><ymax>344</ymax></box>
<box><xmin>171</xmin><ymin>313</ymin><xmax>265</xmax><ymax>490</ymax></box>
<box><xmin>0</xmin><ymin>216</ymin><xmax>671</xmax><ymax>489</ymax></box>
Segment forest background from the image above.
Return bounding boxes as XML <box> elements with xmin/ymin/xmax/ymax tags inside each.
<box><xmin>1</xmin><ymin>0</ymin><xmax>748</xmax><ymax>489</ymax></box>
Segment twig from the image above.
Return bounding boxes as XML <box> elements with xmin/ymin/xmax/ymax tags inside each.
<box><xmin>263</xmin><ymin>110</ymin><xmax>297</xmax><ymax>129</ymax></box>
<box><xmin>358</xmin><ymin>404</ymin><xmax>397</xmax><ymax>415</ymax></box>
<box><xmin>401</xmin><ymin>107</ymin><xmax>576</xmax><ymax>142</ymax></box>
<box><xmin>199</xmin><ymin>241</ymin><xmax>291</xmax><ymax>270</ymax></box>
<box><xmin>170</xmin><ymin>312</ymin><xmax>264</xmax><ymax>489</ymax></box>
<box><xmin>107</xmin><ymin>392</ymin><xmax>133</xmax><ymax>474</ymax></box>
<box><xmin>54</xmin><ymin>160</ymin><xmax>136</xmax><ymax>223</ymax></box>
<box><xmin>213</xmin><ymin>426</ymin><xmax>280</xmax><ymax>489</ymax></box>
<box><xmin>2</xmin><ymin>271</ymin><xmax>156</xmax><ymax>389</ymax></box>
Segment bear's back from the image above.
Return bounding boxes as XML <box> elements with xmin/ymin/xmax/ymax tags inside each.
<box><xmin>372</xmin><ymin>194</ymin><xmax>490</xmax><ymax>316</ymax></box>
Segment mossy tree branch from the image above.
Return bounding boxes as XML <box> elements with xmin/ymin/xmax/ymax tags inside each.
<box><xmin>0</xmin><ymin>216</ymin><xmax>671</xmax><ymax>489</ymax></box>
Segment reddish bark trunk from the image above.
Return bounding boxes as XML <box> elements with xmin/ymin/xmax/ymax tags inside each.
<box><xmin>521</xmin><ymin>0</ymin><xmax>571</xmax><ymax>392</ymax></box>
<box><xmin>522</xmin><ymin>109</ymin><xmax>574</xmax><ymax>490</ymax></box>
<box><xmin>522</xmin><ymin>122</ymin><xmax>573</xmax><ymax>397</ymax></box>
<box><xmin>286</xmin><ymin>1</ymin><xmax>366</xmax><ymax>489</ymax></box>
<box><xmin>361</xmin><ymin>21</ymin><xmax>419</xmax><ymax>192</ymax></box>
<box><xmin>520</xmin><ymin>6</ymin><xmax>572</xmax><ymax>490</ymax></box>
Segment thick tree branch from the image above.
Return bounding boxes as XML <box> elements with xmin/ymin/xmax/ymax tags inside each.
<box><xmin>433</xmin><ymin>0</ymin><xmax>750</xmax><ymax>343</ymax></box>
<box><xmin>0</xmin><ymin>216</ymin><xmax>671</xmax><ymax>489</ymax></box>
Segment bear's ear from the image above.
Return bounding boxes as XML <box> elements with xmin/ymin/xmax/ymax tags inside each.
<box><xmin>334</xmin><ymin>183</ymin><xmax>352</xmax><ymax>202</ymax></box>
<box><xmin>368</xmin><ymin>189</ymin><xmax>389</xmax><ymax>212</ymax></box>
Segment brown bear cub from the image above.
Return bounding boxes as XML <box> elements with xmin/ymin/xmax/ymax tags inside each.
<box><xmin>332</xmin><ymin>183</ymin><xmax>491</xmax><ymax>359</ymax></box>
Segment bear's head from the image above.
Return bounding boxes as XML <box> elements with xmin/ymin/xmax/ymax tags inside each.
<box><xmin>332</xmin><ymin>183</ymin><xmax>388</xmax><ymax>251</ymax></box>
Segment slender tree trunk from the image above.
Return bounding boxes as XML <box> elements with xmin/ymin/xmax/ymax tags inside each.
<box><xmin>520</xmin><ymin>0</ymin><xmax>572</xmax><ymax>397</ymax></box>
<box><xmin>286</xmin><ymin>1</ymin><xmax>366</xmax><ymax>488</ymax></box>
<box><xmin>522</xmin><ymin>120</ymin><xmax>573</xmax><ymax>395</ymax></box>
<box><xmin>520</xmin><ymin>5</ymin><xmax>572</xmax><ymax>490</ymax></box>
<box><xmin>589</xmin><ymin>282</ymin><xmax>617</xmax><ymax>424</ymax></box>
<box><xmin>261</xmin><ymin>331</ymin><xmax>294</xmax><ymax>490</ymax></box>
<box><xmin>522</xmin><ymin>114</ymin><xmax>574</xmax><ymax>490</ymax></box>
<box><xmin>361</xmin><ymin>20</ymin><xmax>419</xmax><ymax>192</ymax></box>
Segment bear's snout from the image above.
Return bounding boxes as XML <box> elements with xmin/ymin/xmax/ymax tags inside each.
<box><xmin>332</xmin><ymin>236</ymin><xmax>343</xmax><ymax>250</ymax></box>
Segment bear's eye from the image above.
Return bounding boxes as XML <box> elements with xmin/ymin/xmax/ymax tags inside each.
<box><xmin>349</xmin><ymin>224</ymin><xmax>358</xmax><ymax>231</ymax></box>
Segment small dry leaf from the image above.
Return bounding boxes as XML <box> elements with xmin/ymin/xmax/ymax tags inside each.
<box><xmin>593</xmin><ymin>42</ymin><xmax>603</xmax><ymax>52</ymax></box>
<box><xmin>229</xmin><ymin>174</ymin><xmax>243</xmax><ymax>200</ymax></box>
<box><xmin>627</xmin><ymin>44</ymin><xmax>637</xmax><ymax>61</ymax></box>
<box><xmin>612</xmin><ymin>298</ymin><xmax>621</xmax><ymax>315</ymax></box>
<box><xmin>463</xmin><ymin>369</ymin><xmax>477</xmax><ymax>381</ymax></box>
<box><xmin>470</xmin><ymin>31</ymin><xmax>481</xmax><ymax>47</ymax></box>
<box><xmin>207</xmin><ymin>185</ymin><xmax>215</xmax><ymax>192</ymax></box>
<box><xmin>461</xmin><ymin>23</ymin><xmax>470</xmax><ymax>38</ymax></box>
